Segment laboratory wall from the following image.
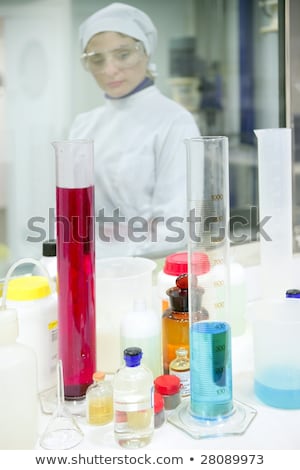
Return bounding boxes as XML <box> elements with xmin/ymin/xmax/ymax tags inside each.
<box><xmin>0</xmin><ymin>0</ymin><xmax>72</xmax><ymax>271</ymax></box>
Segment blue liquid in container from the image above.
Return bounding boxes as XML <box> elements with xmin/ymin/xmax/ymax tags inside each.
<box><xmin>255</xmin><ymin>366</ymin><xmax>300</xmax><ymax>409</ymax></box>
<box><xmin>190</xmin><ymin>321</ymin><xmax>233</xmax><ymax>419</ymax></box>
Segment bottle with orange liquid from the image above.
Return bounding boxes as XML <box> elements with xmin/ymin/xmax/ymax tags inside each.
<box><xmin>162</xmin><ymin>274</ymin><xmax>208</xmax><ymax>374</ymax></box>
<box><xmin>86</xmin><ymin>371</ymin><xmax>113</xmax><ymax>425</ymax></box>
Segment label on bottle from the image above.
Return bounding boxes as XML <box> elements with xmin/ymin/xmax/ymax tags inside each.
<box><xmin>48</xmin><ymin>320</ymin><xmax>58</xmax><ymax>374</ymax></box>
<box><xmin>169</xmin><ymin>370</ymin><xmax>190</xmax><ymax>396</ymax></box>
<box><xmin>115</xmin><ymin>404</ymin><xmax>152</xmax><ymax>429</ymax></box>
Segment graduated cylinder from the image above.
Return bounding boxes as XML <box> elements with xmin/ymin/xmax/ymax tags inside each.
<box><xmin>186</xmin><ymin>136</ymin><xmax>232</xmax><ymax>419</ymax></box>
<box><xmin>53</xmin><ymin>140</ymin><xmax>96</xmax><ymax>400</ymax></box>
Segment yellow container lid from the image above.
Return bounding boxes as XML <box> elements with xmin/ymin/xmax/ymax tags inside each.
<box><xmin>7</xmin><ymin>275</ymin><xmax>51</xmax><ymax>301</ymax></box>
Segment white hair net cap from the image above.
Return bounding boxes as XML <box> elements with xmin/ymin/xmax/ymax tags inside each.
<box><xmin>79</xmin><ymin>2</ymin><xmax>157</xmax><ymax>58</ymax></box>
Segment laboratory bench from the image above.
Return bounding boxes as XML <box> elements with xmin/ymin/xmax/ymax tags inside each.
<box><xmin>35</xmin><ymin>243</ymin><xmax>300</xmax><ymax>451</ymax></box>
<box><xmin>36</xmin><ymin>331</ymin><xmax>300</xmax><ymax>451</ymax></box>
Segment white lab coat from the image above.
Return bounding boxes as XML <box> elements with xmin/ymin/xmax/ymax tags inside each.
<box><xmin>69</xmin><ymin>84</ymin><xmax>200</xmax><ymax>257</ymax></box>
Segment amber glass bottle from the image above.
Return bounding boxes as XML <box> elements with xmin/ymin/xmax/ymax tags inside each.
<box><xmin>161</xmin><ymin>274</ymin><xmax>208</xmax><ymax>374</ymax></box>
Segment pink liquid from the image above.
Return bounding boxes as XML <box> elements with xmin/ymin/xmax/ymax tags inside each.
<box><xmin>56</xmin><ymin>186</ymin><xmax>96</xmax><ymax>400</ymax></box>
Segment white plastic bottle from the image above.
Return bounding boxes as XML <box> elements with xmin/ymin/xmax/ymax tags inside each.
<box><xmin>4</xmin><ymin>258</ymin><xmax>58</xmax><ymax>393</ymax></box>
<box><xmin>113</xmin><ymin>347</ymin><xmax>154</xmax><ymax>449</ymax></box>
<box><xmin>0</xmin><ymin>308</ymin><xmax>38</xmax><ymax>449</ymax></box>
<box><xmin>120</xmin><ymin>300</ymin><xmax>162</xmax><ymax>379</ymax></box>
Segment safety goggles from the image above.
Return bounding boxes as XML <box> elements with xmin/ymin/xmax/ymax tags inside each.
<box><xmin>81</xmin><ymin>41</ymin><xmax>144</xmax><ymax>73</ymax></box>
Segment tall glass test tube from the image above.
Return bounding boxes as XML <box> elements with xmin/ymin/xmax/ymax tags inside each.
<box><xmin>168</xmin><ymin>137</ymin><xmax>257</xmax><ymax>438</ymax></box>
<box><xmin>53</xmin><ymin>140</ymin><xmax>96</xmax><ymax>400</ymax></box>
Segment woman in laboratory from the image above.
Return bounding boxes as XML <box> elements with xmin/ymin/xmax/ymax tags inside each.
<box><xmin>70</xmin><ymin>2</ymin><xmax>200</xmax><ymax>257</ymax></box>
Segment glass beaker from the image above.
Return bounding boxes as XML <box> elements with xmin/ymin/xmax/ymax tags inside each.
<box><xmin>168</xmin><ymin>137</ymin><xmax>256</xmax><ymax>438</ymax></box>
<box><xmin>53</xmin><ymin>140</ymin><xmax>96</xmax><ymax>400</ymax></box>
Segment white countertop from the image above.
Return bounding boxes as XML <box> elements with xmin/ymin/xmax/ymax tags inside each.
<box><xmin>36</xmin><ymin>332</ymin><xmax>300</xmax><ymax>451</ymax></box>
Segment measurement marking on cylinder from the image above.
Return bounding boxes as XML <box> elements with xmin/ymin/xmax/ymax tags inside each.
<box><xmin>211</xmin><ymin>194</ymin><xmax>224</xmax><ymax>200</ymax></box>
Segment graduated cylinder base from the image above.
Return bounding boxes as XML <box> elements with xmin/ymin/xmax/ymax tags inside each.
<box><xmin>168</xmin><ymin>399</ymin><xmax>257</xmax><ymax>439</ymax></box>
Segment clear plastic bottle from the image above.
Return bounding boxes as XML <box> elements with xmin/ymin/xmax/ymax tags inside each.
<box><xmin>113</xmin><ymin>347</ymin><xmax>154</xmax><ymax>449</ymax></box>
<box><xmin>86</xmin><ymin>371</ymin><xmax>113</xmax><ymax>425</ymax></box>
<box><xmin>169</xmin><ymin>347</ymin><xmax>190</xmax><ymax>397</ymax></box>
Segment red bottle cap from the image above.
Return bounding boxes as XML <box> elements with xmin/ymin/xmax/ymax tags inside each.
<box><xmin>163</xmin><ymin>252</ymin><xmax>210</xmax><ymax>276</ymax></box>
<box><xmin>154</xmin><ymin>375</ymin><xmax>181</xmax><ymax>395</ymax></box>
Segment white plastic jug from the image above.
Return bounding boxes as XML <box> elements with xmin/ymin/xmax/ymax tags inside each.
<box><xmin>4</xmin><ymin>258</ymin><xmax>57</xmax><ymax>393</ymax></box>
<box><xmin>0</xmin><ymin>262</ymin><xmax>39</xmax><ymax>449</ymax></box>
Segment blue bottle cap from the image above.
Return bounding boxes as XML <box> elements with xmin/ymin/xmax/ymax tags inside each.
<box><xmin>286</xmin><ymin>289</ymin><xmax>300</xmax><ymax>298</ymax></box>
<box><xmin>124</xmin><ymin>347</ymin><xmax>142</xmax><ymax>367</ymax></box>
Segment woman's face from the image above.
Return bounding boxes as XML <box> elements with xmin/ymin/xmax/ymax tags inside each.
<box><xmin>85</xmin><ymin>32</ymin><xmax>149</xmax><ymax>98</ymax></box>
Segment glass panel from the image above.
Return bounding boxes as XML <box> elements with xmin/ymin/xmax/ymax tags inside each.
<box><xmin>0</xmin><ymin>0</ymin><xmax>284</xmax><ymax>277</ymax></box>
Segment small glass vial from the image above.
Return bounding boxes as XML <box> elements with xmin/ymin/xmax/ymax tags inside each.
<box><xmin>154</xmin><ymin>374</ymin><xmax>181</xmax><ymax>410</ymax></box>
<box><xmin>86</xmin><ymin>371</ymin><xmax>113</xmax><ymax>425</ymax></box>
<box><xmin>113</xmin><ymin>347</ymin><xmax>154</xmax><ymax>449</ymax></box>
<box><xmin>169</xmin><ymin>347</ymin><xmax>190</xmax><ymax>397</ymax></box>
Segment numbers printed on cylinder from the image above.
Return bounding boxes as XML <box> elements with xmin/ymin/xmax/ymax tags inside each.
<box><xmin>214</xmin><ymin>280</ymin><xmax>224</xmax><ymax>287</ymax></box>
<box><xmin>211</xmin><ymin>194</ymin><xmax>224</xmax><ymax>201</ymax></box>
<box><xmin>217</xmin><ymin>388</ymin><xmax>226</xmax><ymax>395</ymax></box>
<box><xmin>212</xmin><ymin>258</ymin><xmax>224</xmax><ymax>265</ymax></box>
<box><xmin>215</xmin><ymin>344</ymin><xmax>225</xmax><ymax>352</ymax></box>
<box><xmin>215</xmin><ymin>323</ymin><xmax>227</xmax><ymax>330</ymax></box>
<box><xmin>214</xmin><ymin>301</ymin><xmax>224</xmax><ymax>309</ymax></box>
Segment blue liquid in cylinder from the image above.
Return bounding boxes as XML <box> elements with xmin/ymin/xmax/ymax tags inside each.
<box><xmin>190</xmin><ymin>321</ymin><xmax>233</xmax><ymax>419</ymax></box>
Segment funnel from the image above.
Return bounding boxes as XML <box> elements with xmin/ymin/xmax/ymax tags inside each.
<box><xmin>40</xmin><ymin>360</ymin><xmax>84</xmax><ymax>450</ymax></box>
